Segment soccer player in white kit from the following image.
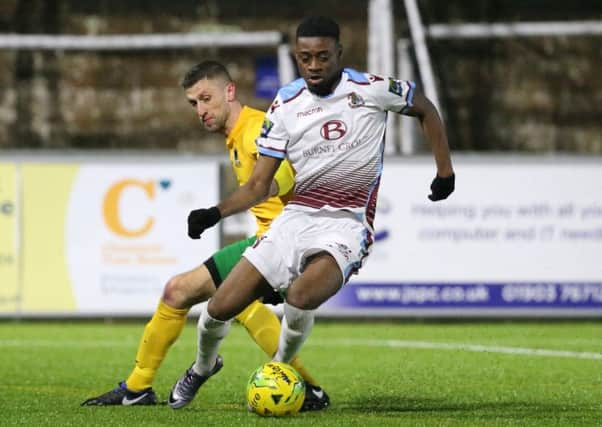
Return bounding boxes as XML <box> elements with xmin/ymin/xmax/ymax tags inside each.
<box><xmin>168</xmin><ymin>16</ymin><xmax>455</xmax><ymax>408</ymax></box>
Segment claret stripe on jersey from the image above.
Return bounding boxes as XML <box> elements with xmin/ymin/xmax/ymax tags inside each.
<box><xmin>291</xmin><ymin>186</ymin><xmax>371</xmax><ymax>208</ymax></box>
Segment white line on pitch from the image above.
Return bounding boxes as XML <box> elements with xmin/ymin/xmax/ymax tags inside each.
<box><xmin>1</xmin><ymin>337</ymin><xmax>601</xmax><ymax>360</ymax></box>
<box><xmin>306</xmin><ymin>338</ymin><xmax>602</xmax><ymax>360</ymax></box>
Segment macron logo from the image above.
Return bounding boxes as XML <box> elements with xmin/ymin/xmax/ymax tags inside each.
<box><xmin>297</xmin><ymin>106</ymin><xmax>323</xmax><ymax>118</ymax></box>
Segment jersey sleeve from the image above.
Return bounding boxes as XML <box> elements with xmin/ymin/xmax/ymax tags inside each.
<box><xmin>255</xmin><ymin>96</ymin><xmax>289</xmax><ymax>160</ymax></box>
<box><xmin>370</xmin><ymin>74</ymin><xmax>416</xmax><ymax>115</ymax></box>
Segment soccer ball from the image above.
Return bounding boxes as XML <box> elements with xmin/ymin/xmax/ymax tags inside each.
<box><xmin>246</xmin><ymin>361</ymin><xmax>305</xmax><ymax>417</ymax></box>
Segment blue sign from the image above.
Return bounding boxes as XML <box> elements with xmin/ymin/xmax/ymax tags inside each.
<box><xmin>323</xmin><ymin>282</ymin><xmax>602</xmax><ymax>310</ymax></box>
<box><xmin>255</xmin><ymin>56</ymin><xmax>280</xmax><ymax>99</ymax></box>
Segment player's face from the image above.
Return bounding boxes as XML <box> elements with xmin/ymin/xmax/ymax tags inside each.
<box><xmin>295</xmin><ymin>37</ymin><xmax>342</xmax><ymax>96</ymax></box>
<box><xmin>185</xmin><ymin>78</ymin><xmax>231</xmax><ymax>133</ymax></box>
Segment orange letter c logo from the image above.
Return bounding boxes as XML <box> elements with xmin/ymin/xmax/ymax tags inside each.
<box><xmin>103</xmin><ymin>179</ymin><xmax>155</xmax><ymax>237</ymax></box>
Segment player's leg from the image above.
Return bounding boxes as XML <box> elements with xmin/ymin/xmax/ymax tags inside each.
<box><xmin>256</xmin><ymin>252</ymin><xmax>340</xmax><ymax>411</ymax></box>
<box><xmin>82</xmin><ymin>237</ymin><xmax>258</xmax><ymax>406</ymax></box>
<box><xmin>168</xmin><ymin>257</ymin><xmax>270</xmax><ymax>409</ymax></box>
<box><xmin>125</xmin><ymin>265</ymin><xmax>215</xmax><ymax>392</ymax></box>
<box><xmin>206</xmin><ymin>236</ymin><xmax>330</xmax><ymax>410</ymax></box>
<box><xmin>81</xmin><ymin>264</ymin><xmax>216</xmax><ymax>406</ymax></box>
<box><xmin>122</xmin><ymin>236</ymin><xmax>257</xmax><ymax>396</ymax></box>
<box><xmin>210</xmin><ymin>236</ymin><xmax>321</xmax><ymax>386</ymax></box>
<box><xmin>274</xmin><ymin>251</ymin><xmax>343</xmax><ymax>364</ymax></box>
<box><xmin>271</xmin><ymin>210</ymin><xmax>365</xmax><ymax>410</ymax></box>
<box><xmin>200</xmin><ymin>256</ymin><xmax>273</xmax><ymax>365</ymax></box>
<box><xmin>124</xmin><ymin>237</ymin><xmax>258</xmax><ymax>394</ymax></box>
<box><xmin>235</xmin><ymin>301</ymin><xmax>318</xmax><ymax>385</ymax></box>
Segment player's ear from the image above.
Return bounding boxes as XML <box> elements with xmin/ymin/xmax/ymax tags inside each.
<box><xmin>336</xmin><ymin>43</ymin><xmax>343</xmax><ymax>60</ymax></box>
<box><xmin>225</xmin><ymin>82</ymin><xmax>236</xmax><ymax>102</ymax></box>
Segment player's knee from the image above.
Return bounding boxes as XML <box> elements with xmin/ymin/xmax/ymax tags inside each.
<box><xmin>285</xmin><ymin>288</ymin><xmax>319</xmax><ymax>311</ymax></box>
<box><xmin>199</xmin><ymin>302</ymin><xmax>231</xmax><ymax>336</ymax></box>
<box><xmin>163</xmin><ymin>274</ymin><xmax>204</xmax><ymax>308</ymax></box>
<box><xmin>162</xmin><ymin>275</ymin><xmax>186</xmax><ymax>307</ymax></box>
<box><xmin>163</xmin><ymin>269</ymin><xmax>216</xmax><ymax>308</ymax></box>
<box><xmin>207</xmin><ymin>297</ymin><xmax>231</xmax><ymax>322</ymax></box>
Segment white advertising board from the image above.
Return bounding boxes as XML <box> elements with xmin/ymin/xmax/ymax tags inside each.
<box><xmin>321</xmin><ymin>158</ymin><xmax>602</xmax><ymax>316</ymax></box>
<box><xmin>63</xmin><ymin>164</ymin><xmax>219</xmax><ymax>314</ymax></box>
<box><xmin>3</xmin><ymin>155</ymin><xmax>601</xmax><ymax>318</ymax></box>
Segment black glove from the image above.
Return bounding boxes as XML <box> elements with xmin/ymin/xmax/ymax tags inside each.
<box><xmin>428</xmin><ymin>173</ymin><xmax>455</xmax><ymax>201</ymax></box>
<box><xmin>187</xmin><ymin>206</ymin><xmax>221</xmax><ymax>239</ymax></box>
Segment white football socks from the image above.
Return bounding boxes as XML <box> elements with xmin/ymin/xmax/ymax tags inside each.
<box><xmin>274</xmin><ymin>303</ymin><xmax>315</xmax><ymax>364</ymax></box>
<box><xmin>193</xmin><ymin>303</ymin><xmax>231</xmax><ymax>376</ymax></box>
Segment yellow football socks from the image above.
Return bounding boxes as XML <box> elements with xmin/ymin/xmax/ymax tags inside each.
<box><xmin>126</xmin><ymin>299</ymin><xmax>318</xmax><ymax>391</ymax></box>
<box><xmin>126</xmin><ymin>300</ymin><xmax>188</xmax><ymax>391</ymax></box>
<box><xmin>235</xmin><ymin>300</ymin><xmax>317</xmax><ymax>386</ymax></box>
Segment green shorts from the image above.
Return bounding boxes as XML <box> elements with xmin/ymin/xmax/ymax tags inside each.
<box><xmin>204</xmin><ymin>236</ymin><xmax>256</xmax><ymax>284</ymax></box>
<box><xmin>203</xmin><ymin>236</ymin><xmax>283</xmax><ymax>305</ymax></box>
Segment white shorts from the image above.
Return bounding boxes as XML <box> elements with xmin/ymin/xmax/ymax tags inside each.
<box><xmin>242</xmin><ymin>207</ymin><xmax>373</xmax><ymax>293</ymax></box>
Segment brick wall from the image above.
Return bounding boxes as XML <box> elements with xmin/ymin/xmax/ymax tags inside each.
<box><xmin>1</xmin><ymin>0</ymin><xmax>600</xmax><ymax>152</ymax></box>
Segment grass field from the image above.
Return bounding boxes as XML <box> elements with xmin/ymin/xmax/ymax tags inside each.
<box><xmin>1</xmin><ymin>320</ymin><xmax>601</xmax><ymax>426</ymax></box>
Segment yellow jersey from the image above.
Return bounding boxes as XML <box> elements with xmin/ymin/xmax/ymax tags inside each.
<box><xmin>226</xmin><ymin>106</ymin><xmax>294</xmax><ymax>236</ymax></box>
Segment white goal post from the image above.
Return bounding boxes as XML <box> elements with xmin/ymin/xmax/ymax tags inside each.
<box><xmin>0</xmin><ymin>31</ymin><xmax>297</xmax><ymax>85</ymax></box>
<box><xmin>428</xmin><ymin>21</ymin><xmax>602</xmax><ymax>39</ymax></box>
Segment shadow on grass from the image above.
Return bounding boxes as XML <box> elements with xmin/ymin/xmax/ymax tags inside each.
<box><xmin>339</xmin><ymin>393</ymin><xmax>574</xmax><ymax>415</ymax></box>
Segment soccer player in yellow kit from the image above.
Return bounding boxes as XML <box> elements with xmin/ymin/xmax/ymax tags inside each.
<box><xmin>81</xmin><ymin>60</ymin><xmax>329</xmax><ymax>411</ymax></box>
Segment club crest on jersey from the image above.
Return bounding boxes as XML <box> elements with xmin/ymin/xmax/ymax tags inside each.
<box><xmin>388</xmin><ymin>78</ymin><xmax>405</xmax><ymax>97</ymax></box>
<box><xmin>260</xmin><ymin>118</ymin><xmax>274</xmax><ymax>138</ymax></box>
<box><xmin>320</xmin><ymin>120</ymin><xmax>347</xmax><ymax>141</ymax></box>
<box><xmin>347</xmin><ymin>92</ymin><xmax>365</xmax><ymax>108</ymax></box>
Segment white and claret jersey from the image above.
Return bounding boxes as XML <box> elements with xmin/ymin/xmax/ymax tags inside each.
<box><xmin>256</xmin><ymin>68</ymin><xmax>415</xmax><ymax>229</ymax></box>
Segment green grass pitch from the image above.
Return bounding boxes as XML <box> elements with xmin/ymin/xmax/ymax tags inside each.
<box><xmin>1</xmin><ymin>320</ymin><xmax>600</xmax><ymax>426</ymax></box>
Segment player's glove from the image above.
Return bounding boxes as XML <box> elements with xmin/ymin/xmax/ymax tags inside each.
<box><xmin>428</xmin><ymin>173</ymin><xmax>455</xmax><ymax>201</ymax></box>
<box><xmin>187</xmin><ymin>206</ymin><xmax>221</xmax><ymax>239</ymax></box>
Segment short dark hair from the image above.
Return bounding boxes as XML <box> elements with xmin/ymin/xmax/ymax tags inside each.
<box><xmin>180</xmin><ymin>60</ymin><xmax>232</xmax><ymax>89</ymax></box>
<box><xmin>296</xmin><ymin>16</ymin><xmax>340</xmax><ymax>42</ymax></box>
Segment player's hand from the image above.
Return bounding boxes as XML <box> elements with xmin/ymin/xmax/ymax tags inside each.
<box><xmin>428</xmin><ymin>173</ymin><xmax>455</xmax><ymax>201</ymax></box>
<box><xmin>187</xmin><ymin>206</ymin><xmax>221</xmax><ymax>239</ymax></box>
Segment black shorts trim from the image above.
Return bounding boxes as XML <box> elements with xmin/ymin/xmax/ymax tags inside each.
<box><xmin>203</xmin><ymin>257</ymin><xmax>223</xmax><ymax>288</ymax></box>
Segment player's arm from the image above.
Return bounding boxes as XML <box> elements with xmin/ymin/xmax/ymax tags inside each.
<box><xmin>244</xmin><ymin>114</ymin><xmax>294</xmax><ymax>198</ymax></box>
<box><xmin>187</xmin><ymin>155</ymin><xmax>282</xmax><ymax>239</ymax></box>
<box><xmin>187</xmin><ymin>96</ymin><xmax>290</xmax><ymax>239</ymax></box>
<box><xmin>377</xmin><ymin>75</ymin><xmax>455</xmax><ymax>201</ymax></box>
<box><xmin>218</xmin><ymin>154</ymin><xmax>282</xmax><ymax>217</ymax></box>
<box><xmin>403</xmin><ymin>92</ymin><xmax>454</xmax><ymax>181</ymax></box>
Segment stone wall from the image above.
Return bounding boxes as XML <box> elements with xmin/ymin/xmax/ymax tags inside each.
<box><xmin>1</xmin><ymin>0</ymin><xmax>601</xmax><ymax>153</ymax></box>
<box><xmin>421</xmin><ymin>0</ymin><xmax>602</xmax><ymax>153</ymax></box>
<box><xmin>433</xmin><ymin>37</ymin><xmax>602</xmax><ymax>152</ymax></box>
